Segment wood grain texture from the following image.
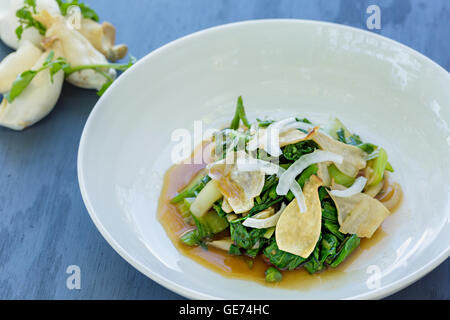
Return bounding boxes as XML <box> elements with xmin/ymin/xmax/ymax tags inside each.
<box><xmin>0</xmin><ymin>0</ymin><xmax>448</xmax><ymax>300</ymax></box>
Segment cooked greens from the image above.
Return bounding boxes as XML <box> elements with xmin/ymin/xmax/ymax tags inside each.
<box><xmin>170</xmin><ymin>97</ymin><xmax>399</xmax><ymax>283</ymax></box>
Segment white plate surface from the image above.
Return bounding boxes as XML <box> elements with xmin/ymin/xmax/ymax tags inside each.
<box><xmin>78</xmin><ymin>20</ymin><xmax>450</xmax><ymax>300</ymax></box>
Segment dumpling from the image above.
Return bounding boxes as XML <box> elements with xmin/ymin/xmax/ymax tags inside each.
<box><xmin>0</xmin><ymin>40</ymin><xmax>43</xmax><ymax>93</ymax></box>
<box><xmin>0</xmin><ymin>39</ymin><xmax>64</xmax><ymax>130</ymax></box>
<box><xmin>78</xmin><ymin>18</ymin><xmax>127</xmax><ymax>62</ymax></box>
<box><xmin>35</xmin><ymin>10</ymin><xmax>116</xmax><ymax>90</ymax></box>
<box><xmin>0</xmin><ymin>0</ymin><xmax>60</xmax><ymax>50</ymax></box>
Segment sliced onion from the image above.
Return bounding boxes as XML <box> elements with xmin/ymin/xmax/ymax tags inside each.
<box><xmin>247</xmin><ymin>118</ymin><xmax>298</xmax><ymax>155</ymax></box>
<box><xmin>282</xmin><ymin>121</ymin><xmax>316</xmax><ymax>133</ymax></box>
<box><xmin>236</xmin><ymin>156</ymin><xmax>315</xmax><ymax>213</ymax></box>
<box><xmin>290</xmin><ymin>182</ymin><xmax>307</xmax><ymax>213</ymax></box>
<box><xmin>236</xmin><ymin>158</ymin><xmax>282</xmax><ymax>175</ymax></box>
<box><xmin>243</xmin><ymin>203</ymin><xmax>287</xmax><ymax>229</ymax></box>
<box><xmin>265</xmin><ymin>118</ymin><xmax>298</xmax><ymax>156</ymax></box>
<box><xmin>277</xmin><ymin>150</ymin><xmax>344</xmax><ymax>196</ymax></box>
<box><xmin>378</xmin><ymin>182</ymin><xmax>403</xmax><ymax>211</ymax></box>
<box><xmin>330</xmin><ymin>177</ymin><xmax>368</xmax><ymax>198</ymax></box>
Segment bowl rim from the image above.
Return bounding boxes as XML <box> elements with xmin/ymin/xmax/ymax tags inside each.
<box><xmin>77</xmin><ymin>18</ymin><xmax>450</xmax><ymax>300</ymax></box>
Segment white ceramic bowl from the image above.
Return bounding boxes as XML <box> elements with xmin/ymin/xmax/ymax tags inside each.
<box><xmin>78</xmin><ymin>20</ymin><xmax>450</xmax><ymax>300</ymax></box>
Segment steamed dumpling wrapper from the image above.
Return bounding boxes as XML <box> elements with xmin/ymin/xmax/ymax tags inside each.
<box><xmin>35</xmin><ymin>10</ymin><xmax>116</xmax><ymax>90</ymax></box>
<box><xmin>328</xmin><ymin>184</ymin><xmax>391</xmax><ymax>238</ymax></box>
<box><xmin>275</xmin><ymin>175</ymin><xmax>323</xmax><ymax>258</ymax></box>
<box><xmin>0</xmin><ymin>40</ymin><xmax>43</xmax><ymax>93</ymax></box>
<box><xmin>208</xmin><ymin>151</ymin><xmax>265</xmax><ymax>214</ymax></box>
<box><xmin>313</xmin><ymin>132</ymin><xmax>367</xmax><ymax>177</ymax></box>
<box><xmin>78</xmin><ymin>18</ymin><xmax>127</xmax><ymax>62</ymax></box>
<box><xmin>0</xmin><ymin>0</ymin><xmax>60</xmax><ymax>50</ymax></box>
<box><xmin>0</xmin><ymin>39</ymin><xmax>64</xmax><ymax>130</ymax></box>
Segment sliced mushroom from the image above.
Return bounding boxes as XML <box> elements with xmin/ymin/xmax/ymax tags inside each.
<box><xmin>279</xmin><ymin>127</ymin><xmax>319</xmax><ymax>147</ymax></box>
<box><xmin>248</xmin><ymin>126</ymin><xmax>319</xmax><ymax>153</ymax></box>
<box><xmin>313</xmin><ymin>132</ymin><xmax>367</xmax><ymax>177</ymax></box>
<box><xmin>275</xmin><ymin>175</ymin><xmax>323</xmax><ymax>258</ymax></box>
<box><xmin>316</xmin><ymin>162</ymin><xmax>331</xmax><ymax>187</ymax></box>
<box><xmin>221</xmin><ymin>197</ymin><xmax>233</xmax><ymax>214</ymax></box>
<box><xmin>328</xmin><ymin>186</ymin><xmax>391</xmax><ymax>238</ymax></box>
<box><xmin>0</xmin><ymin>40</ymin><xmax>43</xmax><ymax>93</ymax></box>
<box><xmin>208</xmin><ymin>151</ymin><xmax>265</xmax><ymax>214</ymax></box>
<box><xmin>35</xmin><ymin>10</ymin><xmax>116</xmax><ymax>90</ymax></box>
<box><xmin>0</xmin><ymin>39</ymin><xmax>64</xmax><ymax>130</ymax></box>
<box><xmin>78</xmin><ymin>18</ymin><xmax>128</xmax><ymax>62</ymax></box>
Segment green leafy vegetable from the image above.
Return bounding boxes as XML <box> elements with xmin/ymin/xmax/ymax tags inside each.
<box><xmin>328</xmin><ymin>234</ymin><xmax>360</xmax><ymax>268</ymax></box>
<box><xmin>321</xmin><ymin>201</ymin><xmax>346</xmax><ymax>241</ymax></box>
<box><xmin>303</xmin><ymin>235</ymin><xmax>324</xmax><ymax>274</ymax></box>
<box><xmin>171</xmin><ymin>175</ymin><xmax>211</xmax><ymax>204</ymax></box>
<box><xmin>263</xmin><ymin>239</ymin><xmax>305</xmax><ymax>271</ymax></box>
<box><xmin>286</xmin><ymin>164</ymin><xmax>318</xmax><ymax>202</ymax></box>
<box><xmin>64</xmin><ymin>56</ymin><xmax>137</xmax><ymax>96</ymax></box>
<box><xmin>230</xmin><ymin>222</ymin><xmax>266</xmax><ymax>250</ymax></box>
<box><xmin>328</xmin><ymin>164</ymin><xmax>355</xmax><ymax>187</ymax></box>
<box><xmin>15</xmin><ymin>2</ymin><xmax>47</xmax><ymax>40</ymax></box>
<box><xmin>367</xmin><ymin>148</ymin><xmax>388</xmax><ymax>187</ymax></box>
<box><xmin>212</xmin><ymin>201</ymin><xmax>227</xmax><ymax>218</ymax></box>
<box><xmin>4</xmin><ymin>53</ymin><xmax>136</xmax><ymax>103</ymax></box>
<box><xmin>200</xmin><ymin>211</ymin><xmax>229</xmax><ymax>234</ymax></box>
<box><xmin>282</xmin><ymin>141</ymin><xmax>319</xmax><ymax>162</ymax></box>
<box><xmin>230</xmin><ymin>96</ymin><xmax>251</xmax><ymax>129</ymax></box>
<box><xmin>228</xmin><ymin>244</ymin><xmax>241</xmax><ymax>256</ymax></box>
<box><xmin>256</xmin><ymin>119</ymin><xmax>274</xmax><ymax>128</ymax></box>
<box><xmin>320</xmin><ymin>234</ymin><xmax>339</xmax><ymax>264</ymax></box>
<box><xmin>4</xmin><ymin>51</ymin><xmax>68</xmax><ymax>103</ymax></box>
<box><xmin>56</xmin><ymin>0</ymin><xmax>99</xmax><ymax>21</ymax></box>
<box><xmin>180</xmin><ymin>229</ymin><xmax>203</xmax><ymax>247</ymax></box>
<box><xmin>265</xmin><ymin>267</ymin><xmax>283</xmax><ymax>283</ymax></box>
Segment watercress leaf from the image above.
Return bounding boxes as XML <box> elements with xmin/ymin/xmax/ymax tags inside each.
<box><xmin>96</xmin><ymin>80</ymin><xmax>113</xmax><ymax>96</ymax></box>
<box><xmin>56</xmin><ymin>0</ymin><xmax>99</xmax><ymax>21</ymax></box>
<box><xmin>25</xmin><ymin>0</ymin><xmax>37</xmax><ymax>13</ymax></box>
<box><xmin>5</xmin><ymin>70</ymin><xmax>38</xmax><ymax>103</ymax></box>
<box><xmin>15</xmin><ymin>25</ymin><xmax>24</xmax><ymax>39</ymax></box>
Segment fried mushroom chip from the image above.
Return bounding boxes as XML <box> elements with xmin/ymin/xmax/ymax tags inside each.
<box><xmin>275</xmin><ymin>175</ymin><xmax>323</xmax><ymax>258</ymax></box>
<box><xmin>328</xmin><ymin>186</ymin><xmax>390</xmax><ymax>238</ymax></box>
<box><xmin>208</xmin><ymin>151</ymin><xmax>265</xmax><ymax>214</ymax></box>
<box><xmin>313</xmin><ymin>132</ymin><xmax>367</xmax><ymax>177</ymax></box>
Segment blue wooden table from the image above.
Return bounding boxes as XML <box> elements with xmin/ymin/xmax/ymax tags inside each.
<box><xmin>0</xmin><ymin>0</ymin><xmax>448</xmax><ymax>300</ymax></box>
